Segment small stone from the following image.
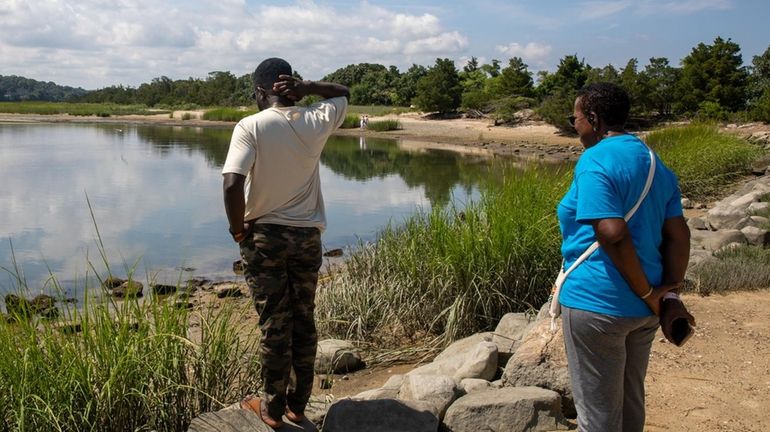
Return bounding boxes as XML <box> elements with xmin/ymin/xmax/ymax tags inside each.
<box><xmin>323</xmin><ymin>248</ymin><xmax>344</xmax><ymax>258</ymax></box>
<box><xmin>215</xmin><ymin>283</ymin><xmax>243</xmax><ymax>299</ymax></box>
<box><xmin>151</xmin><ymin>284</ymin><xmax>177</xmax><ymax>296</ymax></box>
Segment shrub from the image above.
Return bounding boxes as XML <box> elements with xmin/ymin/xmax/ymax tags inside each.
<box><xmin>366</xmin><ymin>119</ymin><xmax>401</xmax><ymax>131</ymax></box>
<box><xmin>537</xmin><ymin>88</ymin><xmax>576</xmax><ymax>132</ymax></box>
<box><xmin>687</xmin><ymin>246</ymin><xmax>770</xmax><ymax>294</ymax></box>
<box><xmin>181</xmin><ymin>112</ymin><xmax>195</xmax><ymax>120</ymax></box>
<box><xmin>202</xmin><ymin>108</ymin><xmax>256</xmax><ymax>122</ymax></box>
<box><xmin>340</xmin><ymin>114</ymin><xmax>360</xmax><ymax>129</ymax></box>
<box><xmin>695</xmin><ymin>101</ymin><xmax>729</xmax><ymax>121</ymax></box>
<box><xmin>646</xmin><ymin>124</ymin><xmax>762</xmax><ymax>200</ymax></box>
<box><xmin>491</xmin><ymin>96</ymin><xmax>536</xmax><ymax>124</ymax></box>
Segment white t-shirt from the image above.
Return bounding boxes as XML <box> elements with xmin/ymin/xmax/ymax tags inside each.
<box><xmin>221</xmin><ymin>96</ymin><xmax>348</xmax><ymax>230</ymax></box>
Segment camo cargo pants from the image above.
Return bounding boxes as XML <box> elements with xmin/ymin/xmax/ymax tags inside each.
<box><xmin>239</xmin><ymin>223</ymin><xmax>322</xmax><ymax>420</ymax></box>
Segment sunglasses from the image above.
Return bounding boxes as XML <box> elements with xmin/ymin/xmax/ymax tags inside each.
<box><xmin>567</xmin><ymin>114</ymin><xmax>593</xmax><ymax>127</ymax></box>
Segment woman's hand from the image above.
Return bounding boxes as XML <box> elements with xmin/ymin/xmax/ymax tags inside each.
<box><xmin>644</xmin><ymin>282</ymin><xmax>683</xmax><ymax>316</ymax></box>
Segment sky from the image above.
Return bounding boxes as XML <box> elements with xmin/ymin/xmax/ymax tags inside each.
<box><xmin>1</xmin><ymin>0</ymin><xmax>769</xmax><ymax>90</ymax></box>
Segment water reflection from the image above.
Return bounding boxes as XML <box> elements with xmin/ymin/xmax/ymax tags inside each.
<box><xmin>0</xmin><ymin>123</ymin><xmax>496</xmax><ymax>298</ymax></box>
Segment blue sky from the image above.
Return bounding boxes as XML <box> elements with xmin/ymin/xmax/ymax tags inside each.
<box><xmin>1</xmin><ymin>0</ymin><xmax>768</xmax><ymax>89</ymax></box>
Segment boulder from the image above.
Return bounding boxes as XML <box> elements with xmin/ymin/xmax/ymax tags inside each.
<box><xmin>459</xmin><ymin>378</ymin><xmax>494</xmax><ymax>394</ymax></box>
<box><xmin>681</xmin><ymin>198</ymin><xmax>693</xmax><ymax>209</ymax></box>
<box><xmin>103</xmin><ymin>276</ymin><xmax>126</xmax><ymax>289</ymax></box>
<box><xmin>690</xmin><ymin>229</ymin><xmax>747</xmax><ymax>252</ymax></box>
<box><xmin>214</xmin><ymin>283</ymin><xmax>243</xmax><ymax>299</ymax></box>
<box><xmin>751</xmin><ymin>215</ymin><xmax>770</xmax><ymax>226</ymax></box>
<box><xmin>315</xmin><ymin>339</ymin><xmax>365</xmax><ymax>374</ymax></box>
<box><xmin>747</xmin><ymin>201</ymin><xmax>770</xmax><ymax>214</ymax></box>
<box><xmin>492</xmin><ymin>313</ymin><xmax>533</xmax><ymax>365</ymax></box>
<box><xmin>30</xmin><ymin>294</ymin><xmax>55</xmax><ymax>313</ymax></box>
<box><xmin>442</xmin><ymin>387</ymin><xmax>567</xmax><ymax>432</ymax></box>
<box><xmin>4</xmin><ymin>294</ymin><xmax>31</xmax><ymax>318</ymax></box>
<box><xmin>729</xmin><ymin>190</ymin><xmax>769</xmax><ymax>209</ymax></box>
<box><xmin>741</xmin><ymin>226</ymin><xmax>770</xmax><ymax>246</ymax></box>
<box><xmin>354</xmin><ymin>387</ymin><xmax>399</xmax><ymax>401</ymax></box>
<box><xmin>686</xmin><ymin>216</ymin><xmax>707</xmax><ymax>231</ymax></box>
<box><xmin>322</xmin><ymin>398</ymin><xmax>438</xmax><ymax>432</ymax></box>
<box><xmin>706</xmin><ymin>205</ymin><xmax>747</xmax><ymax>230</ymax></box>
<box><xmin>113</xmin><ymin>281</ymin><xmax>144</xmax><ymax>298</ymax></box>
<box><xmin>435</xmin><ymin>332</ymin><xmax>493</xmax><ymax>362</ymax></box>
<box><xmin>502</xmin><ymin>318</ymin><xmax>574</xmax><ymax>417</ymax></box>
<box><xmin>151</xmin><ymin>284</ymin><xmax>177</xmax><ymax>296</ymax></box>
<box><xmin>409</xmin><ymin>341</ymin><xmax>498</xmax><ymax>382</ymax></box>
<box><xmin>398</xmin><ymin>374</ymin><xmax>460</xmax><ymax>420</ymax></box>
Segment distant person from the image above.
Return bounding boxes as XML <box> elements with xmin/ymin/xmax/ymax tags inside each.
<box><xmin>555</xmin><ymin>82</ymin><xmax>693</xmax><ymax>432</ymax></box>
<box><xmin>222</xmin><ymin>57</ymin><xmax>349</xmax><ymax>428</ymax></box>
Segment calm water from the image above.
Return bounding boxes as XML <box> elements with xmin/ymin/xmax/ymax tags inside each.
<box><xmin>0</xmin><ymin>123</ymin><xmax>498</xmax><ymax>297</ymax></box>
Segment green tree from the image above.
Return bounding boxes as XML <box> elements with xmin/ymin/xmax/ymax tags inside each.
<box><xmin>675</xmin><ymin>36</ymin><xmax>749</xmax><ymax>114</ymax></box>
<box><xmin>414</xmin><ymin>58</ymin><xmax>462</xmax><ymax>114</ymax></box>
<box><xmin>392</xmin><ymin>64</ymin><xmax>427</xmax><ymax>107</ymax></box>
<box><xmin>749</xmin><ymin>45</ymin><xmax>770</xmax><ymax>121</ymax></box>
<box><xmin>585</xmin><ymin>64</ymin><xmax>621</xmax><ymax>85</ymax></box>
<box><xmin>536</xmin><ymin>55</ymin><xmax>589</xmax><ymax>130</ymax></box>
<box><xmin>620</xmin><ymin>58</ymin><xmax>644</xmax><ymax>112</ymax></box>
<box><xmin>480</xmin><ymin>59</ymin><xmax>501</xmax><ymax>78</ymax></box>
<box><xmin>639</xmin><ymin>57</ymin><xmax>679</xmax><ymax>117</ymax></box>
<box><xmin>486</xmin><ymin>57</ymin><xmax>534</xmax><ymax>98</ymax></box>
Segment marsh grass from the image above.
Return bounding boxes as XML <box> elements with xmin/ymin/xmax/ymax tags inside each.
<box><xmin>348</xmin><ymin>105</ymin><xmax>412</xmax><ymax>116</ymax></box>
<box><xmin>340</xmin><ymin>114</ymin><xmax>360</xmax><ymax>129</ymax></box>
<box><xmin>201</xmin><ymin>108</ymin><xmax>257</xmax><ymax>122</ymax></box>
<box><xmin>367</xmin><ymin>120</ymin><xmax>401</xmax><ymax>132</ymax></box>
<box><xmin>687</xmin><ymin>246</ymin><xmax>770</xmax><ymax>295</ymax></box>
<box><xmin>646</xmin><ymin>124</ymin><xmax>762</xmax><ymax>200</ymax></box>
<box><xmin>316</xmin><ymin>166</ymin><xmax>569</xmax><ymax>344</ymax></box>
<box><xmin>0</xmin><ymin>102</ymin><xmax>164</xmax><ymax>117</ymax></box>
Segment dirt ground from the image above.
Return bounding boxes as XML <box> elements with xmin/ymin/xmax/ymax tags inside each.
<box><xmin>4</xmin><ymin>111</ymin><xmax>770</xmax><ymax>430</ymax></box>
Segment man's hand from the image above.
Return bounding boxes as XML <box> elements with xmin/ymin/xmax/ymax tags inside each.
<box><xmin>644</xmin><ymin>282</ymin><xmax>683</xmax><ymax>316</ymax></box>
<box><xmin>273</xmin><ymin>74</ymin><xmax>309</xmax><ymax>101</ymax></box>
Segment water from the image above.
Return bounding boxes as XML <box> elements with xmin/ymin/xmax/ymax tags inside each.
<box><xmin>0</xmin><ymin>123</ymin><xmax>497</xmax><ymax>297</ymax></box>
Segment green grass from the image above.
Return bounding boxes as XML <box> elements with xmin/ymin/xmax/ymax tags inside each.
<box><xmin>0</xmin><ymin>102</ymin><xmax>166</xmax><ymax>117</ymax></box>
<box><xmin>366</xmin><ymin>119</ymin><xmax>401</xmax><ymax>132</ymax></box>
<box><xmin>646</xmin><ymin>124</ymin><xmax>762</xmax><ymax>200</ymax></box>
<box><xmin>340</xmin><ymin>113</ymin><xmax>360</xmax><ymax>129</ymax></box>
<box><xmin>348</xmin><ymin>105</ymin><xmax>412</xmax><ymax>116</ymax></box>
<box><xmin>687</xmin><ymin>246</ymin><xmax>770</xmax><ymax>295</ymax></box>
<box><xmin>201</xmin><ymin>108</ymin><xmax>257</xmax><ymax>122</ymax></box>
<box><xmin>316</xmin><ymin>165</ymin><xmax>569</xmax><ymax>344</ymax></box>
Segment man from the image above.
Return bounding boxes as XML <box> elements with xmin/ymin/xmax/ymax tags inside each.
<box><xmin>222</xmin><ymin>57</ymin><xmax>349</xmax><ymax>428</ymax></box>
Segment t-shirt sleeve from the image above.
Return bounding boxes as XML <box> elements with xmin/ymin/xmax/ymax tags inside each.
<box><xmin>325</xmin><ymin>96</ymin><xmax>348</xmax><ymax>129</ymax></box>
<box><xmin>221</xmin><ymin>122</ymin><xmax>256</xmax><ymax>176</ymax></box>
<box><xmin>575</xmin><ymin>168</ymin><xmax>624</xmax><ymax>223</ymax></box>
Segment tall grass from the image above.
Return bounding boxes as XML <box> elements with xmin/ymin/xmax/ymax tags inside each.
<box><xmin>687</xmin><ymin>246</ymin><xmax>770</xmax><ymax>294</ymax></box>
<box><xmin>316</xmin><ymin>166</ymin><xmax>569</xmax><ymax>344</ymax></box>
<box><xmin>340</xmin><ymin>113</ymin><xmax>360</xmax><ymax>129</ymax></box>
<box><xmin>367</xmin><ymin>119</ymin><xmax>401</xmax><ymax>132</ymax></box>
<box><xmin>0</xmin><ymin>279</ymin><xmax>260</xmax><ymax>431</ymax></box>
<box><xmin>0</xmin><ymin>102</ymin><xmax>165</xmax><ymax>117</ymax></box>
<box><xmin>646</xmin><ymin>124</ymin><xmax>762</xmax><ymax>200</ymax></box>
<box><xmin>348</xmin><ymin>105</ymin><xmax>412</xmax><ymax>116</ymax></box>
<box><xmin>201</xmin><ymin>108</ymin><xmax>257</xmax><ymax>122</ymax></box>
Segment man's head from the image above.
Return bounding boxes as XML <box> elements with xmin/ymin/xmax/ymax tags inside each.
<box><xmin>253</xmin><ymin>58</ymin><xmax>293</xmax><ymax>109</ymax></box>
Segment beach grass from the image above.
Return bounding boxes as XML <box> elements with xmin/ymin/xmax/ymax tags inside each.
<box><xmin>0</xmin><ymin>102</ymin><xmax>165</xmax><ymax>117</ymax></box>
<box><xmin>348</xmin><ymin>105</ymin><xmax>412</xmax><ymax>116</ymax></box>
<box><xmin>316</xmin><ymin>165</ymin><xmax>569</xmax><ymax>344</ymax></box>
<box><xmin>646</xmin><ymin>124</ymin><xmax>762</xmax><ymax>200</ymax></box>
<box><xmin>340</xmin><ymin>113</ymin><xmax>361</xmax><ymax>129</ymax></box>
<box><xmin>687</xmin><ymin>245</ymin><xmax>770</xmax><ymax>294</ymax></box>
<box><xmin>366</xmin><ymin>119</ymin><xmax>401</xmax><ymax>132</ymax></box>
<box><xmin>201</xmin><ymin>108</ymin><xmax>257</xmax><ymax>122</ymax></box>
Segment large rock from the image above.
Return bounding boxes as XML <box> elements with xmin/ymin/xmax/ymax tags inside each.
<box><xmin>442</xmin><ymin>387</ymin><xmax>567</xmax><ymax>432</ymax></box>
<box><xmin>398</xmin><ymin>374</ymin><xmax>460</xmax><ymax>420</ymax></box>
<box><xmin>4</xmin><ymin>294</ymin><xmax>31</xmax><ymax>318</ymax></box>
<box><xmin>492</xmin><ymin>313</ymin><xmax>533</xmax><ymax>365</ymax></box>
<box><xmin>502</xmin><ymin>318</ymin><xmax>574</xmax><ymax>417</ymax></box>
<box><xmin>706</xmin><ymin>205</ymin><xmax>747</xmax><ymax>230</ymax></box>
<box><xmin>434</xmin><ymin>332</ymin><xmax>493</xmax><ymax>361</ymax></box>
<box><xmin>315</xmin><ymin>339</ymin><xmax>364</xmax><ymax>374</ymax></box>
<box><xmin>686</xmin><ymin>216</ymin><xmax>707</xmax><ymax>231</ymax></box>
<box><xmin>112</xmin><ymin>281</ymin><xmax>144</xmax><ymax>298</ymax></box>
<box><xmin>741</xmin><ymin>226</ymin><xmax>770</xmax><ymax>246</ymax></box>
<box><xmin>747</xmin><ymin>201</ymin><xmax>770</xmax><ymax>214</ymax></box>
<box><xmin>409</xmin><ymin>341</ymin><xmax>498</xmax><ymax>382</ymax></box>
<box><xmin>690</xmin><ymin>229</ymin><xmax>747</xmax><ymax>251</ymax></box>
<box><xmin>322</xmin><ymin>398</ymin><xmax>438</xmax><ymax>432</ymax></box>
<box><xmin>459</xmin><ymin>378</ymin><xmax>495</xmax><ymax>394</ymax></box>
<box><xmin>214</xmin><ymin>283</ymin><xmax>243</xmax><ymax>298</ymax></box>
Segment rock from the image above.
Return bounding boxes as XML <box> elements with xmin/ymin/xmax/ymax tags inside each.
<box><xmin>748</xmin><ymin>201</ymin><xmax>770</xmax><ymax>214</ymax></box>
<box><xmin>687</xmin><ymin>249</ymin><xmax>715</xmax><ymax>269</ymax></box>
<box><xmin>690</xmin><ymin>229</ymin><xmax>747</xmax><ymax>252</ymax></box>
<box><xmin>232</xmin><ymin>260</ymin><xmax>244</xmax><ymax>275</ymax></box>
<box><xmin>38</xmin><ymin>306</ymin><xmax>60</xmax><ymax>319</ymax></box>
<box><xmin>729</xmin><ymin>190</ymin><xmax>769</xmax><ymax>209</ymax></box>
<box><xmin>315</xmin><ymin>339</ymin><xmax>364</xmax><ymax>374</ymax></box>
<box><xmin>113</xmin><ymin>280</ymin><xmax>144</xmax><ymax>298</ymax></box>
<box><xmin>353</xmin><ymin>387</ymin><xmax>400</xmax><ymax>401</ymax></box>
<box><xmin>492</xmin><ymin>313</ymin><xmax>533</xmax><ymax>365</ymax></box>
<box><xmin>686</xmin><ymin>216</ymin><xmax>707</xmax><ymax>230</ymax></box>
<box><xmin>187</xmin><ymin>407</ymin><xmax>273</xmax><ymax>432</ymax></box>
<box><xmin>103</xmin><ymin>276</ymin><xmax>126</xmax><ymax>289</ymax></box>
<box><xmin>717</xmin><ymin>242</ymin><xmax>745</xmax><ymax>253</ymax></box>
<box><xmin>382</xmin><ymin>374</ymin><xmax>405</xmax><ymax>391</ymax></box>
<box><xmin>214</xmin><ymin>283</ymin><xmax>243</xmax><ymax>299</ymax></box>
<box><xmin>322</xmin><ymin>398</ymin><xmax>438</xmax><ymax>432</ymax></box>
<box><xmin>30</xmin><ymin>294</ymin><xmax>55</xmax><ymax>313</ymax></box>
<box><xmin>460</xmin><ymin>378</ymin><xmax>494</xmax><ymax>394</ymax></box>
<box><xmin>151</xmin><ymin>284</ymin><xmax>177</xmax><ymax>296</ymax></box>
<box><xmin>175</xmin><ymin>301</ymin><xmax>194</xmax><ymax>310</ymax></box>
<box><xmin>409</xmin><ymin>341</ymin><xmax>498</xmax><ymax>382</ymax></box>
<box><xmin>706</xmin><ymin>205</ymin><xmax>747</xmax><ymax>230</ymax></box>
<box><xmin>750</xmin><ymin>215</ymin><xmax>770</xmax><ymax>226</ymax></box>
<box><xmin>741</xmin><ymin>226</ymin><xmax>770</xmax><ymax>246</ymax></box>
<box><xmin>681</xmin><ymin>197</ymin><xmax>693</xmax><ymax>209</ymax></box>
<box><xmin>53</xmin><ymin>320</ymin><xmax>82</xmax><ymax>334</ymax></box>
<box><xmin>4</xmin><ymin>294</ymin><xmax>31</xmax><ymax>318</ymax></box>
<box><xmin>398</xmin><ymin>374</ymin><xmax>460</xmax><ymax>420</ymax></box>
<box><xmin>323</xmin><ymin>248</ymin><xmax>344</xmax><ymax>258</ymax></box>
<box><xmin>502</xmin><ymin>318</ymin><xmax>574</xmax><ymax>417</ymax></box>
<box><xmin>435</xmin><ymin>332</ymin><xmax>493</xmax><ymax>361</ymax></box>
<box><xmin>443</xmin><ymin>387</ymin><xmax>567</xmax><ymax>432</ymax></box>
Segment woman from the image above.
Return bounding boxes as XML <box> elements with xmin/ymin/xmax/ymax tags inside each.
<box><xmin>557</xmin><ymin>82</ymin><xmax>692</xmax><ymax>432</ymax></box>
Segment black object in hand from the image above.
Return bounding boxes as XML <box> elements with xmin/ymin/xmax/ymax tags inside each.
<box><xmin>660</xmin><ymin>298</ymin><xmax>696</xmax><ymax>347</ymax></box>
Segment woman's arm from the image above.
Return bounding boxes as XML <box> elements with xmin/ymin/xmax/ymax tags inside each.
<box><xmin>660</xmin><ymin>216</ymin><xmax>690</xmax><ymax>285</ymax></box>
<box><xmin>592</xmin><ymin>218</ymin><xmax>680</xmax><ymax>315</ymax></box>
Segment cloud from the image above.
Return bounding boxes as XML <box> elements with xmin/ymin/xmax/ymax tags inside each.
<box><xmin>495</xmin><ymin>42</ymin><xmax>553</xmax><ymax>66</ymax></box>
<box><xmin>0</xmin><ymin>0</ymin><xmax>471</xmax><ymax>88</ymax></box>
<box><xmin>636</xmin><ymin>0</ymin><xmax>733</xmax><ymax>14</ymax></box>
<box><xmin>577</xmin><ymin>1</ymin><xmax>633</xmax><ymax>20</ymax></box>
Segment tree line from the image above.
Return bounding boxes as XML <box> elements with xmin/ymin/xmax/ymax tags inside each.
<box><xmin>5</xmin><ymin>37</ymin><xmax>770</xmax><ymax>128</ymax></box>
<box><xmin>0</xmin><ymin>75</ymin><xmax>87</xmax><ymax>102</ymax></box>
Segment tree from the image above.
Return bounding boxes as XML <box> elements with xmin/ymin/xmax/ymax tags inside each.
<box><xmin>749</xmin><ymin>45</ymin><xmax>770</xmax><ymax>122</ymax></box>
<box><xmin>486</xmin><ymin>57</ymin><xmax>534</xmax><ymax>98</ymax></box>
<box><xmin>585</xmin><ymin>64</ymin><xmax>621</xmax><ymax>85</ymax></box>
<box><xmin>675</xmin><ymin>36</ymin><xmax>749</xmax><ymax>114</ymax></box>
<box><xmin>413</xmin><ymin>58</ymin><xmax>462</xmax><ymax>114</ymax></box>
<box><xmin>620</xmin><ymin>58</ymin><xmax>644</xmax><ymax>112</ymax></box>
<box><xmin>536</xmin><ymin>55</ymin><xmax>589</xmax><ymax>130</ymax></box>
<box><xmin>392</xmin><ymin>64</ymin><xmax>427</xmax><ymax>107</ymax></box>
<box><xmin>480</xmin><ymin>59</ymin><xmax>501</xmax><ymax>78</ymax></box>
<box><xmin>639</xmin><ymin>57</ymin><xmax>679</xmax><ymax>117</ymax></box>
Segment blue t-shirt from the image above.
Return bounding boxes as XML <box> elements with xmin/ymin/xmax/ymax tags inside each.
<box><xmin>556</xmin><ymin>134</ymin><xmax>683</xmax><ymax>317</ymax></box>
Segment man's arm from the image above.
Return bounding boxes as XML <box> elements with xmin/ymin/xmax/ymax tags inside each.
<box><xmin>660</xmin><ymin>216</ymin><xmax>690</xmax><ymax>285</ymax></box>
<box><xmin>223</xmin><ymin>173</ymin><xmax>250</xmax><ymax>242</ymax></box>
<box><xmin>272</xmin><ymin>74</ymin><xmax>350</xmax><ymax>101</ymax></box>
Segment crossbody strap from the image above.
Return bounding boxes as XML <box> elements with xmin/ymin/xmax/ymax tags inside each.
<box><xmin>549</xmin><ymin>146</ymin><xmax>656</xmax><ymax>328</ymax></box>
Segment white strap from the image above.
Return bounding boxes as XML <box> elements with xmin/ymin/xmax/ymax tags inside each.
<box><xmin>549</xmin><ymin>147</ymin><xmax>656</xmax><ymax>329</ymax></box>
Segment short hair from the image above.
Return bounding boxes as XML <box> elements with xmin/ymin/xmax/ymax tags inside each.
<box><xmin>253</xmin><ymin>58</ymin><xmax>292</xmax><ymax>90</ymax></box>
<box><xmin>576</xmin><ymin>82</ymin><xmax>630</xmax><ymax>129</ymax></box>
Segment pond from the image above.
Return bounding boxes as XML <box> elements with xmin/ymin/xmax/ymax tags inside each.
<box><xmin>0</xmin><ymin>123</ymin><xmax>502</xmax><ymax>298</ymax></box>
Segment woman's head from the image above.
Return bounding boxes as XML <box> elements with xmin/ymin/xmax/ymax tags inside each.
<box><xmin>572</xmin><ymin>82</ymin><xmax>630</xmax><ymax>147</ymax></box>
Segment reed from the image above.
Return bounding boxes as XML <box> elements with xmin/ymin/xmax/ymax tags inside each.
<box><xmin>0</xmin><ymin>102</ymin><xmax>165</xmax><ymax>116</ymax></box>
<box><xmin>201</xmin><ymin>108</ymin><xmax>257</xmax><ymax>122</ymax></box>
<box><xmin>340</xmin><ymin>114</ymin><xmax>360</xmax><ymax>129</ymax></box>
<box><xmin>366</xmin><ymin>119</ymin><xmax>401</xmax><ymax>132</ymax></box>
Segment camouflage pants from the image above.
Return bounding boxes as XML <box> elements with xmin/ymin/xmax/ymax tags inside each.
<box><xmin>239</xmin><ymin>223</ymin><xmax>322</xmax><ymax>419</ymax></box>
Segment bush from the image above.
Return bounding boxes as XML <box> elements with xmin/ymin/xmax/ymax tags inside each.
<box><xmin>490</xmin><ymin>96</ymin><xmax>536</xmax><ymax>124</ymax></box>
<box><xmin>750</xmin><ymin>91</ymin><xmax>770</xmax><ymax>123</ymax></box>
<box><xmin>366</xmin><ymin>119</ymin><xmax>400</xmax><ymax>131</ymax></box>
<box><xmin>646</xmin><ymin>124</ymin><xmax>762</xmax><ymax>200</ymax></box>
<box><xmin>181</xmin><ymin>112</ymin><xmax>195</xmax><ymax>120</ymax></box>
<box><xmin>461</xmin><ymin>90</ymin><xmax>489</xmax><ymax>111</ymax></box>
<box><xmin>202</xmin><ymin>108</ymin><xmax>257</xmax><ymax>122</ymax></box>
<box><xmin>695</xmin><ymin>101</ymin><xmax>729</xmax><ymax>121</ymax></box>
<box><xmin>340</xmin><ymin>114</ymin><xmax>360</xmax><ymax>129</ymax></box>
<box><xmin>537</xmin><ymin>88</ymin><xmax>576</xmax><ymax>132</ymax></box>
<box><xmin>688</xmin><ymin>246</ymin><xmax>770</xmax><ymax>294</ymax></box>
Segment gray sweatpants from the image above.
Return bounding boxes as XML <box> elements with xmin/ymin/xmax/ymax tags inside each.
<box><xmin>562</xmin><ymin>305</ymin><xmax>660</xmax><ymax>432</ymax></box>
